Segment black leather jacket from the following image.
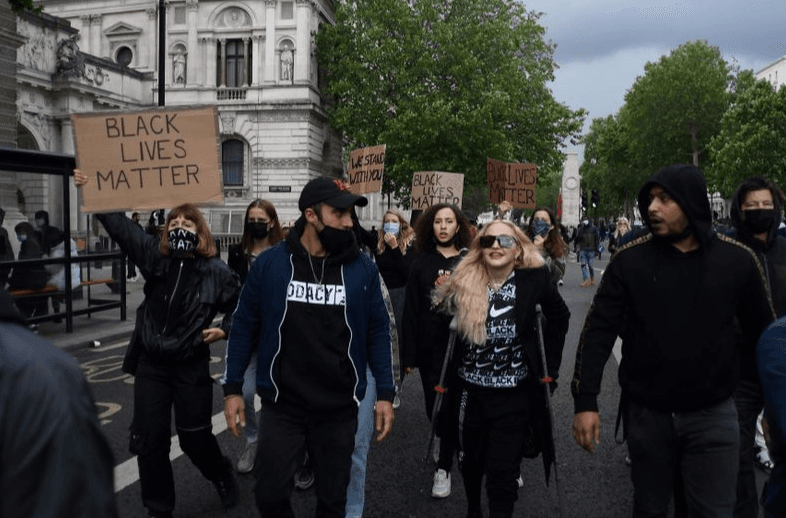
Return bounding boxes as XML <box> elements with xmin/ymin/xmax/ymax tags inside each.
<box><xmin>96</xmin><ymin>213</ymin><xmax>241</xmax><ymax>373</ymax></box>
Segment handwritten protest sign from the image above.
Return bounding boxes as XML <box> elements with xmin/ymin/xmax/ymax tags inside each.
<box><xmin>486</xmin><ymin>158</ymin><xmax>538</xmax><ymax>209</ymax></box>
<box><xmin>72</xmin><ymin>106</ymin><xmax>223</xmax><ymax>213</ymax></box>
<box><xmin>347</xmin><ymin>145</ymin><xmax>385</xmax><ymax>194</ymax></box>
<box><xmin>411</xmin><ymin>171</ymin><xmax>464</xmax><ymax>210</ymax></box>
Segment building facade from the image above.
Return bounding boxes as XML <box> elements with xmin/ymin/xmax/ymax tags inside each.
<box><xmin>757</xmin><ymin>55</ymin><xmax>786</xmax><ymax>91</ymax></box>
<box><xmin>7</xmin><ymin>0</ymin><xmax>385</xmax><ymax>247</ymax></box>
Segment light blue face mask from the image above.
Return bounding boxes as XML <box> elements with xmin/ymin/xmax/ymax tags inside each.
<box><xmin>531</xmin><ymin>219</ymin><xmax>551</xmax><ymax>237</ymax></box>
<box><xmin>17</xmin><ymin>233</ymin><xmax>27</xmax><ymax>242</ymax></box>
<box><xmin>383</xmin><ymin>222</ymin><xmax>400</xmax><ymax>235</ymax></box>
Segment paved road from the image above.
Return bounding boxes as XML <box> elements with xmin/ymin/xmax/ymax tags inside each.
<box><xmin>68</xmin><ymin>256</ymin><xmax>765</xmax><ymax>517</ymax></box>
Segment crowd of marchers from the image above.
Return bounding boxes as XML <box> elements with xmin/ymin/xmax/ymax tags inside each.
<box><xmin>3</xmin><ymin>165</ymin><xmax>786</xmax><ymax>518</ymax></box>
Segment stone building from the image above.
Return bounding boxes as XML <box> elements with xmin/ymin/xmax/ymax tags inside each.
<box><xmin>7</xmin><ymin>0</ymin><xmax>389</xmax><ymax>248</ymax></box>
<box><xmin>757</xmin><ymin>55</ymin><xmax>786</xmax><ymax>91</ymax></box>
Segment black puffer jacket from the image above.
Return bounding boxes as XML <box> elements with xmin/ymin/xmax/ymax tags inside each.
<box><xmin>96</xmin><ymin>213</ymin><xmax>241</xmax><ymax>373</ymax></box>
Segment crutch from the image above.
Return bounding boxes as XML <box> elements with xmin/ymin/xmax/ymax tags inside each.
<box><xmin>535</xmin><ymin>304</ymin><xmax>567</xmax><ymax>518</ymax></box>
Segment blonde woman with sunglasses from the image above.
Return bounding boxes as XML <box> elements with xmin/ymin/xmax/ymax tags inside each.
<box><xmin>433</xmin><ymin>220</ymin><xmax>570</xmax><ymax>518</ymax></box>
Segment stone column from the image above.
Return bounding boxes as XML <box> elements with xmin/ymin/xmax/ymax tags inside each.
<box><xmin>186</xmin><ymin>0</ymin><xmax>198</xmax><ymax>84</ymax></box>
<box><xmin>264</xmin><ymin>0</ymin><xmax>276</xmax><ymax>85</ymax></box>
<box><xmin>219</xmin><ymin>38</ymin><xmax>226</xmax><ymax>86</ymax></box>
<box><xmin>90</xmin><ymin>15</ymin><xmax>102</xmax><ymax>59</ymax></box>
<box><xmin>252</xmin><ymin>34</ymin><xmax>262</xmax><ymax>85</ymax></box>
<box><xmin>203</xmin><ymin>37</ymin><xmax>216</xmax><ymax>86</ymax></box>
<box><xmin>80</xmin><ymin>15</ymin><xmax>91</xmax><ymax>54</ymax></box>
<box><xmin>560</xmin><ymin>152</ymin><xmax>581</xmax><ymax>228</ymax></box>
<box><xmin>294</xmin><ymin>0</ymin><xmax>310</xmax><ymax>83</ymax></box>
<box><xmin>243</xmin><ymin>37</ymin><xmax>251</xmax><ymax>86</ymax></box>
<box><xmin>146</xmin><ymin>7</ymin><xmax>157</xmax><ymax>71</ymax></box>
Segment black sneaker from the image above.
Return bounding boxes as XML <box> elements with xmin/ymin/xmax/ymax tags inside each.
<box><xmin>213</xmin><ymin>458</ymin><xmax>239</xmax><ymax>509</ymax></box>
<box><xmin>294</xmin><ymin>452</ymin><xmax>314</xmax><ymax>490</ymax></box>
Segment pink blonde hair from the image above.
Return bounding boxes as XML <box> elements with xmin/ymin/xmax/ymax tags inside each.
<box><xmin>434</xmin><ymin>220</ymin><xmax>543</xmax><ymax>345</ymax></box>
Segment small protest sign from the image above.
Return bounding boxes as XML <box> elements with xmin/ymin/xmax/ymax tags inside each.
<box><xmin>72</xmin><ymin>106</ymin><xmax>223</xmax><ymax>213</ymax></box>
<box><xmin>486</xmin><ymin>158</ymin><xmax>538</xmax><ymax>209</ymax></box>
<box><xmin>347</xmin><ymin>144</ymin><xmax>386</xmax><ymax>194</ymax></box>
<box><xmin>411</xmin><ymin>171</ymin><xmax>464</xmax><ymax>210</ymax></box>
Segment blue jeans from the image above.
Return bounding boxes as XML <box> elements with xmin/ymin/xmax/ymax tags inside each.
<box><xmin>242</xmin><ymin>351</ymin><xmax>259</xmax><ymax>443</ymax></box>
<box><xmin>579</xmin><ymin>250</ymin><xmax>595</xmax><ymax>281</ymax></box>
<box><xmin>763</xmin><ymin>463</ymin><xmax>786</xmax><ymax>518</ymax></box>
<box><xmin>627</xmin><ymin>397</ymin><xmax>739</xmax><ymax>518</ymax></box>
<box><xmin>346</xmin><ymin>367</ymin><xmax>376</xmax><ymax>518</ymax></box>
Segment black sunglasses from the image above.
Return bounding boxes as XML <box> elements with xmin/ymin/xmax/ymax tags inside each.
<box><xmin>478</xmin><ymin>234</ymin><xmax>517</xmax><ymax>249</ymax></box>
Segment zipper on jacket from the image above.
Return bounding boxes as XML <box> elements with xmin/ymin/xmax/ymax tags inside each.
<box><xmin>162</xmin><ymin>260</ymin><xmax>184</xmax><ymax>334</ymax></box>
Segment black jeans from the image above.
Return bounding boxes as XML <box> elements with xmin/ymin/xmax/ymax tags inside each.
<box><xmin>627</xmin><ymin>397</ymin><xmax>739</xmax><ymax>518</ymax></box>
<box><xmin>254</xmin><ymin>403</ymin><xmax>357</xmax><ymax>518</ymax></box>
<box><xmin>130</xmin><ymin>356</ymin><xmax>227</xmax><ymax>514</ymax></box>
<box><xmin>734</xmin><ymin>376</ymin><xmax>764</xmax><ymax>518</ymax></box>
<box><xmin>457</xmin><ymin>382</ymin><xmax>533</xmax><ymax>518</ymax></box>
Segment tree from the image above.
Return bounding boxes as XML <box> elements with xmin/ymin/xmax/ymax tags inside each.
<box><xmin>621</xmin><ymin>40</ymin><xmax>730</xmax><ymax>172</ymax></box>
<box><xmin>707</xmin><ymin>79</ymin><xmax>786</xmax><ymax>197</ymax></box>
<box><xmin>316</xmin><ymin>0</ymin><xmax>585</xmax><ymax>205</ymax></box>
<box><xmin>8</xmin><ymin>0</ymin><xmax>41</xmax><ymax>13</ymax></box>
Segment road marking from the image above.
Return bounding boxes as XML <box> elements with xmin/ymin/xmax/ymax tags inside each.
<box><xmin>114</xmin><ymin>395</ymin><xmax>261</xmax><ymax>493</ymax></box>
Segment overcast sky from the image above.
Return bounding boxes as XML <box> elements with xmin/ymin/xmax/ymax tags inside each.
<box><xmin>522</xmin><ymin>0</ymin><xmax>786</xmax><ymax>163</ymax></box>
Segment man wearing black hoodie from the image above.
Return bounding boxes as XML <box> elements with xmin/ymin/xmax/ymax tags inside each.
<box><xmin>729</xmin><ymin>176</ymin><xmax>786</xmax><ymax>518</ymax></box>
<box><xmin>572</xmin><ymin>164</ymin><xmax>775</xmax><ymax>517</ymax></box>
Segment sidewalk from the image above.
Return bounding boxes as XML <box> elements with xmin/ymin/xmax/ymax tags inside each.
<box><xmin>39</xmin><ymin>276</ymin><xmax>146</xmax><ymax>352</ymax></box>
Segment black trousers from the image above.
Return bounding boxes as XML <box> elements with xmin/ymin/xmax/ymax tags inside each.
<box><xmin>457</xmin><ymin>382</ymin><xmax>533</xmax><ymax>518</ymax></box>
<box><xmin>254</xmin><ymin>403</ymin><xmax>357</xmax><ymax>518</ymax></box>
<box><xmin>130</xmin><ymin>356</ymin><xmax>227</xmax><ymax>514</ymax></box>
<box><xmin>419</xmin><ymin>365</ymin><xmax>456</xmax><ymax>472</ymax></box>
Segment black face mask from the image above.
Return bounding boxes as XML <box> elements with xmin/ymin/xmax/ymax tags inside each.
<box><xmin>743</xmin><ymin>209</ymin><xmax>777</xmax><ymax>235</ymax></box>
<box><xmin>245</xmin><ymin>222</ymin><xmax>269</xmax><ymax>240</ymax></box>
<box><xmin>318</xmin><ymin>225</ymin><xmax>358</xmax><ymax>256</ymax></box>
<box><xmin>168</xmin><ymin>227</ymin><xmax>198</xmax><ymax>257</ymax></box>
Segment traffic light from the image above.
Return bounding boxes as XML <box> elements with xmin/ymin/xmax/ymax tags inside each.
<box><xmin>591</xmin><ymin>189</ymin><xmax>599</xmax><ymax>208</ymax></box>
<box><xmin>581</xmin><ymin>190</ymin><xmax>587</xmax><ymax>209</ymax></box>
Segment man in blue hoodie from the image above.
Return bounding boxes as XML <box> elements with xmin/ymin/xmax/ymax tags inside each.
<box><xmin>222</xmin><ymin>177</ymin><xmax>395</xmax><ymax>518</ymax></box>
<box><xmin>572</xmin><ymin>164</ymin><xmax>775</xmax><ymax>517</ymax></box>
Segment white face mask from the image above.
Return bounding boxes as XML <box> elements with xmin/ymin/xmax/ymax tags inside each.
<box><xmin>18</xmin><ymin>233</ymin><xmax>28</xmax><ymax>242</ymax></box>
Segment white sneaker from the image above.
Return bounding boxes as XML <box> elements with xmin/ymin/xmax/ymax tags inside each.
<box><xmin>392</xmin><ymin>394</ymin><xmax>401</xmax><ymax>409</ymax></box>
<box><xmin>431</xmin><ymin>469</ymin><xmax>451</xmax><ymax>498</ymax></box>
<box><xmin>517</xmin><ymin>474</ymin><xmax>524</xmax><ymax>488</ymax></box>
<box><xmin>236</xmin><ymin>442</ymin><xmax>256</xmax><ymax>473</ymax></box>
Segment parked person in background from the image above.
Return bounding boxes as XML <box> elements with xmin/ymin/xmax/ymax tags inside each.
<box><xmin>226</xmin><ymin>199</ymin><xmax>285</xmax><ymax>475</ymax></box>
<box><xmin>375</xmin><ymin>208</ymin><xmax>415</xmax><ymax>403</ymax></box>
<box><xmin>608</xmin><ymin>217</ymin><xmax>631</xmax><ymax>256</ymax></box>
<box><xmin>9</xmin><ymin>221</ymin><xmax>49</xmax><ymax>322</ymax></box>
<box><xmin>572</xmin><ymin>164</ymin><xmax>775</xmax><ymax>517</ymax></box>
<box><xmin>524</xmin><ymin>207</ymin><xmax>568</xmax><ymax>286</ymax></box>
<box><xmin>34</xmin><ymin>210</ymin><xmax>64</xmax><ymax>315</ymax></box>
<box><xmin>74</xmin><ymin>170</ymin><xmax>242</xmax><ymax>518</ymax></box>
<box><xmin>127</xmin><ymin>212</ymin><xmax>142</xmax><ymax>282</ymax></box>
<box><xmin>402</xmin><ymin>203</ymin><xmax>473</xmax><ymax>499</ymax></box>
<box><xmin>0</xmin><ymin>208</ymin><xmax>14</xmax><ymax>287</ymax></box>
<box><xmin>222</xmin><ymin>177</ymin><xmax>395</xmax><ymax>518</ymax></box>
<box><xmin>45</xmin><ymin>231</ymin><xmax>81</xmax><ymax>323</ymax></box>
<box><xmin>729</xmin><ymin>176</ymin><xmax>786</xmax><ymax>518</ymax></box>
<box><xmin>575</xmin><ymin>218</ymin><xmax>599</xmax><ymax>287</ymax></box>
<box><xmin>434</xmin><ymin>220</ymin><xmax>570</xmax><ymax>518</ymax></box>
<box><xmin>0</xmin><ymin>287</ymin><xmax>118</xmax><ymax>518</ymax></box>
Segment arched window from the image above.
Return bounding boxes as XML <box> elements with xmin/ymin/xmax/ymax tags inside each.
<box><xmin>222</xmin><ymin>139</ymin><xmax>244</xmax><ymax>186</ymax></box>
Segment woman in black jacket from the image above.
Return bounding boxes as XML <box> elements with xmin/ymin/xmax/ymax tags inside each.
<box><xmin>74</xmin><ymin>171</ymin><xmax>242</xmax><ymax>518</ymax></box>
<box><xmin>402</xmin><ymin>203</ymin><xmax>473</xmax><ymax>499</ymax></box>
<box><xmin>433</xmin><ymin>220</ymin><xmax>570</xmax><ymax>518</ymax></box>
<box><xmin>9</xmin><ymin>221</ymin><xmax>49</xmax><ymax>320</ymax></box>
<box><xmin>226</xmin><ymin>199</ymin><xmax>284</xmax><ymax>474</ymax></box>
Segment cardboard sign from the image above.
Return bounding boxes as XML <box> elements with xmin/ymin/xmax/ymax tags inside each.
<box><xmin>486</xmin><ymin>158</ymin><xmax>538</xmax><ymax>209</ymax></box>
<box><xmin>411</xmin><ymin>171</ymin><xmax>464</xmax><ymax>210</ymax></box>
<box><xmin>347</xmin><ymin>144</ymin><xmax>386</xmax><ymax>194</ymax></box>
<box><xmin>72</xmin><ymin>106</ymin><xmax>223</xmax><ymax>213</ymax></box>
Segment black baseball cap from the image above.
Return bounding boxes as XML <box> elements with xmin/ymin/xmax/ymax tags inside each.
<box><xmin>298</xmin><ymin>177</ymin><xmax>368</xmax><ymax>212</ymax></box>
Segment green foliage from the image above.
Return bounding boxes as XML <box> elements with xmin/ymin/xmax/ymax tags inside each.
<box><xmin>316</xmin><ymin>0</ymin><xmax>585</xmax><ymax>206</ymax></box>
<box><xmin>621</xmin><ymin>40</ymin><xmax>730</xmax><ymax>172</ymax></box>
<box><xmin>707</xmin><ymin>79</ymin><xmax>786</xmax><ymax>197</ymax></box>
<box><xmin>8</xmin><ymin>0</ymin><xmax>42</xmax><ymax>13</ymax></box>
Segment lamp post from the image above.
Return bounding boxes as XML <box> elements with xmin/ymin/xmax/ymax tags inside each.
<box><xmin>158</xmin><ymin>0</ymin><xmax>166</xmax><ymax>106</ymax></box>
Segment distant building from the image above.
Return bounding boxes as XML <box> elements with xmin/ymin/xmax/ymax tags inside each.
<box><xmin>756</xmin><ymin>55</ymin><xmax>786</xmax><ymax>91</ymax></box>
<box><xmin>5</xmin><ymin>0</ymin><xmax>388</xmax><ymax>247</ymax></box>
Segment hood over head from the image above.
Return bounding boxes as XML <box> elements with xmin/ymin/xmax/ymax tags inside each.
<box><xmin>638</xmin><ymin>164</ymin><xmax>713</xmax><ymax>247</ymax></box>
<box><xmin>730</xmin><ymin>176</ymin><xmax>784</xmax><ymax>249</ymax></box>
